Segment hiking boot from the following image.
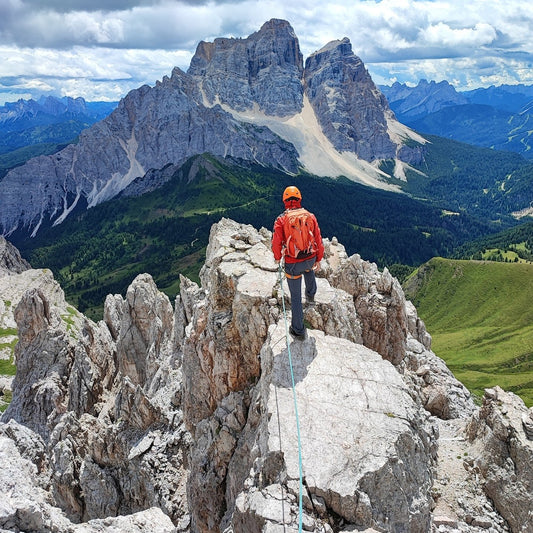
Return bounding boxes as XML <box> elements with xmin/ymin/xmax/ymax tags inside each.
<box><xmin>305</xmin><ymin>293</ymin><xmax>315</xmax><ymax>304</ymax></box>
<box><xmin>289</xmin><ymin>326</ymin><xmax>307</xmax><ymax>340</ymax></box>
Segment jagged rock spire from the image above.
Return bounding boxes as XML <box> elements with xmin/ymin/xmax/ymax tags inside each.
<box><xmin>189</xmin><ymin>19</ymin><xmax>304</xmax><ymax>116</ymax></box>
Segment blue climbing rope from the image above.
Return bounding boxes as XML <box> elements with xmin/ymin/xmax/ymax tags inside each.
<box><xmin>278</xmin><ymin>261</ymin><xmax>304</xmax><ymax>533</ymax></box>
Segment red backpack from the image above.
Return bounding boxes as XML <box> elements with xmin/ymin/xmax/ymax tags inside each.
<box><xmin>283</xmin><ymin>208</ymin><xmax>317</xmax><ymax>259</ymax></box>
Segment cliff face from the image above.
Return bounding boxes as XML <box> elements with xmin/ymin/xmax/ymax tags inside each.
<box><xmin>188</xmin><ymin>19</ymin><xmax>304</xmax><ymax>117</ymax></box>
<box><xmin>304</xmin><ymin>38</ymin><xmax>397</xmax><ymax>161</ymax></box>
<box><xmin>1</xmin><ymin>221</ymin><xmax>532</xmax><ymax>532</ymax></box>
<box><xmin>0</xmin><ymin>236</ymin><xmax>30</xmax><ymax>275</ymax></box>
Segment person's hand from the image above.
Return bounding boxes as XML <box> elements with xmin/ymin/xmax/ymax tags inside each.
<box><xmin>313</xmin><ymin>261</ymin><xmax>320</xmax><ymax>271</ymax></box>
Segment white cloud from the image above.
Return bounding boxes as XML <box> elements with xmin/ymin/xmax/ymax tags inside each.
<box><xmin>422</xmin><ymin>22</ymin><xmax>497</xmax><ymax>48</ymax></box>
<box><xmin>1</xmin><ymin>0</ymin><xmax>533</xmax><ymax>102</ymax></box>
<box><xmin>0</xmin><ymin>45</ymin><xmax>193</xmax><ymax>102</ymax></box>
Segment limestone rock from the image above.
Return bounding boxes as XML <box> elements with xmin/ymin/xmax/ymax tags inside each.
<box><xmin>224</xmin><ymin>323</ymin><xmax>435</xmax><ymax>532</ymax></box>
<box><xmin>403</xmin><ymin>341</ymin><xmax>475</xmax><ymax>420</ymax></box>
<box><xmin>0</xmin><ymin>434</ymin><xmax>74</xmax><ymax>532</ymax></box>
<box><xmin>105</xmin><ymin>273</ymin><xmax>175</xmax><ymax>389</ymax></box>
<box><xmin>0</xmin><ymin>264</ymin><xmax>65</xmax><ymax>411</ymax></box>
<box><xmin>189</xmin><ymin>19</ymin><xmax>304</xmax><ymax>116</ymax></box>
<box><xmin>304</xmin><ymin>38</ymin><xmax>398</xmax><ymax>162</ymax></box>
<box><xmin>328</xmin><ymin>252</ymin><xmax>408</xmax><ymax>363</ymax></box>
<box><xmin>466</xmin><ymin>387</ymin><xmax>533</xmax><ymax>532</ymax></box>
<box><xmin>181</xmin><ymin>219</ymin><xmax>279</xmax><ymax>430</ymax></box>
<box><xmin>2</xmin><ymin>269</ymin><xmax>190</xmax><ymax>527</ymax></box>
<box><xmin>73</xmin><ymin>507</ymin><xmax>176</xmax><ymax>533</ymax></box>
<box><xmin>523</xmin><ymin>408</ymin><xmax>533</xmax><ymax>440</ymax></box>
<box><xmin>297</xmin><ymin>277</ymin><xmax>363</xmax><ymax>344</ymax></box>
<box><xmin>0</xmin><ymin>433</ymin><xmax>174</xmax><ymax>533</ymax></box>
<box><xmin>1</xmin><ymin>219</ymin><xmax>525</xmax><ymax>533</ymax></box>
<box><xmin>0</xmin><ymin>268</ymin><xmax>63</xmax><ymax>336</ymax></box>
<box><xmin>0</xmin><ymin>236</ymin><xmax>30</xmax><ymax>275</ymax></box>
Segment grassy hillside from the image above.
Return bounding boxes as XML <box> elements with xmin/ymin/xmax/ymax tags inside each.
<box><xmin>15</xmin><ymin>154</ymin><xmax>494</xmax><ymax>320</ymax></box>
<box><xmin>452</xmin><ymin>219</ymin><xmax>533</xmax><ymax>263</ymax></box>
<box><xmin>404</xmin><ymin>257</ymin><xmax>533</xmax><ymax>406</ymax></box>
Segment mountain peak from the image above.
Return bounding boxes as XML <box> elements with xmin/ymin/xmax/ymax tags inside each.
<box><xmin>310</xmin><ymin>36</ymin><xmax>352</xmax><ymax>57</ymax></box>
<box><xmin>382</xmin><ymin>78</ymin><xmax>468</xmax><ymax>121</ymax></box>
<box><xmin>188</xmin><ymin>17</ymin><xmax>304</xmax><ymax>116</ymax></box>
<box><xmin>257</xmin><ymin>17</ymin><xmax>296</xmax><ymax>33</ymax></box>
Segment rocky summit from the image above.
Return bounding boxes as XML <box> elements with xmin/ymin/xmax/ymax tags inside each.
<box><xmin>0</xmin><ymin>19</ymin><xmax>425</xmax><ymax>238</ymax></box>
<box><xmin>1</xmin><ymin>220</ymin><xmax>533</xmax><ymax>532</ymax></box>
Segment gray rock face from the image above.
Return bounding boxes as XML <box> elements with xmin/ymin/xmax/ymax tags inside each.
<box><xmin>304</xmin><ymin>38</ymin><xmax>397</xmax><ymax>162</ymax></box>
<box><xmin>0</xmin><ymin>430</ymin><xmax>175</xmax><ymax>533</ymax></box>
<box><xmin>0</xmin><ymin>265</ymin><xmax>63</xmax><ymax>407</ymax></box>
<box><xmin>0</xmin><ymin>236</ymin><xmax>30</xmax><ymax>275</ymax></box>
<box><xmin>224</xmin><ymin>324</ymin><xmax>435</xmax><ymax>532</ymax></box>
<box><xmin>189</xmin><ymin>19</ymin><xmax>304</xmax><ymax>116</ymax></box>
<box><xmin>466</xmin><ymin>387</ymin><xmax>533</xmax><ymax>532</ymax></box>
<box><xmin>0</xmin><ymin>66</ymin><xmax>299</xmax><ymax>236</ymax></box>
<box><xmin>5</xmin><ymin>219</ymin><xmax>529</xmax><ymax>532</ymax></box>
<box><xmin>1</xmin><ymin>271</ymin><xmax>190</xmax><ymax>528</ymax></box>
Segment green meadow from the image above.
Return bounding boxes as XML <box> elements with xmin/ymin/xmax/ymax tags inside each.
<box><xmin>405</xmin><ymin>257</ymin><xmax>533</xmax><ymax>406</ymax></box>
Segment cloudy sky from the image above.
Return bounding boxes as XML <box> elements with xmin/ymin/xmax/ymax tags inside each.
<box><xmin>1</xmin><ymin>0</ymin><xmax>532</xmax><ymax>104</ymax></box>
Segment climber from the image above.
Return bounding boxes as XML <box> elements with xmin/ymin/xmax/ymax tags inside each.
<box><xmin>272</xmin><ymin>186</ymin><xmax>324</xmax><ymax>340</ymax></box>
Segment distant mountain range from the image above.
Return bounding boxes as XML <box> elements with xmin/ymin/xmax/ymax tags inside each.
<box><xmin>381</xmin><ymin>80</ymin><xmax>533</xmax><ymax>159</ymax></box>
<box><xmin>0</xmin><ymin>96</ymin><xmax>117</xmax><ymax>130</ymax></box>
<box><xmin>0</xmin><ymin>96</ymin><xmax>117</xmax><ymax>152</ymax></box>
<box><xmin>0</xmin><ymin>96</ymin><xmax>118</xmax><ymax>177</ymax></box>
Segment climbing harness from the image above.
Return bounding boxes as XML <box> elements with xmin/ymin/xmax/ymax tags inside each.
<box><xmin>278</xmin><ymin>260</ymin><xmax>304</xmax><ymax>533</ymax></box>
<box><xmin>284</xmin><ymin>267</ymin><xmax>312</xmax><ymax>280</ymax></box>
<box><xmin>284</xmin><ymin>271</ymin><xmax>303</xmax><ymax>280</ymax></box>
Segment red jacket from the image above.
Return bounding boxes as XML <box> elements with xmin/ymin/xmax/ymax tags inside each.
<box><xmin>272</xmin><ymin>207</ymin><xmax>324</xmax><ymax>264</ymax></box>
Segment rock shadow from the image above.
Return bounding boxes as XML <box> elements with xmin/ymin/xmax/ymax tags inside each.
<box><xmin>271</xmin><ymin>334</ymin><xmax>318</xmax><ymax>388</ymax></box>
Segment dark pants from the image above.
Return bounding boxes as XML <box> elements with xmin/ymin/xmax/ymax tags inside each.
<box><xmin>285</xmin><ymin>257</ymin><xmax>317</xmax><ymax>335</ymax></box>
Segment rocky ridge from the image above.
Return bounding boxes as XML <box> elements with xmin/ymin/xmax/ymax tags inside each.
<box><xmin>1</xmin><ymin>220</ymin><xmax>532</xmax><ymax>532</ymax></box>
<box><xmin>0</xmin><ymin>237</ymin><xmax>32</xmax><ymax>409</ymax></box>
<box><xmin>0</xmin><ymin>19</ymin><xmax>424</xmax><ymax>238</ymax></box>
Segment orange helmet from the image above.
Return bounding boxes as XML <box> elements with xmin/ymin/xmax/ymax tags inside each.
<box><xmin>282</xmin><ymin>186</ymin><xmax>302</xmax><ymax>202</ymax></box>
